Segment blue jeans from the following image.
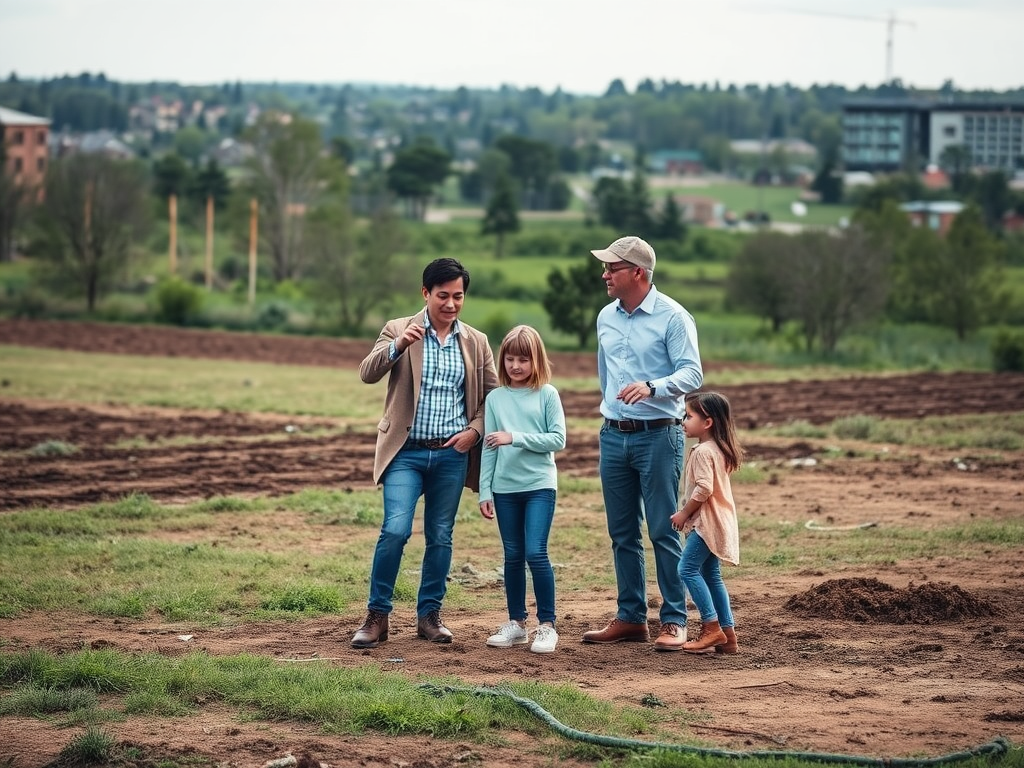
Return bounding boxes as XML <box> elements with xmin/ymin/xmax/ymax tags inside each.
<box><xmin>494</xmin><ymin>488</ymin><xmax>557</xmax><ymax>625</ymax></box>
<box><xmin>599</xmin><ymin>423</ymin><xmax>687</xmax><ymax>626</ymax></box>
<box><xmin>679</xmin><ymin>531</ymin><xmax>734</xmax><ymax>629</ymax></box>
<box><xmin>368</xmin><ymin>444</ymin><xmax>468</xmax><ymax>617</ymax></box>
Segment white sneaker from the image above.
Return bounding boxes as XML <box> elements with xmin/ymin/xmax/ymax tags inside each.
<box><xmin>486</xmin><ymin>621</ymin><xmax>528</xmax><ymax>648</ymax></box>
<box><xmin>530</xmin><ymin>624</ymin><xmax>559</xmax><ymax>654</ymax></box>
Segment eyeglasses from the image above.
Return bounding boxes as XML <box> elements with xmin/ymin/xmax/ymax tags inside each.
<box><xmin>602</xmin><ymin>262</ymin><xmax>636</xmax><ymax>274</ymax></box>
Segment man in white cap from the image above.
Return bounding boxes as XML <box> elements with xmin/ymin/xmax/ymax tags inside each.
<box><xmin>582</xmin><ymin>235</ymin><xmax>703</xmax><ymax>651</ymax></box>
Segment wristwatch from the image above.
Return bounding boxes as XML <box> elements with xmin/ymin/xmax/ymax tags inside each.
<box><xmin>646</xmin><ymin>381</ymin><xmax>655</xmax><ymax>397</ymax></box>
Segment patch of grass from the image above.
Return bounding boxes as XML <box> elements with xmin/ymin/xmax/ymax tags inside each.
<box><xmin>260</xmin><ymin>584</ymin><xmax>344</xmax><ymax>614</ymax></box>
<box><xmin>758</xmin><ymin>412</ymin><xmax>1024</xmax><ymax>452</ymax></box>
<box><xmin>0</xmin><ymin>494</ymin><xmax>379</xmax><ymax>622</ymax></box>
<box><xmin>58</xmin><ymin>725</ymin><xmax>116</xmax><ymax>764</ymax></box>
<box><xmin>832</xmin><ymin>414</ymin><xmax>875</xmax><ymax>440</ymax></box>
<box><xmin>0</xmin><ymin>684</ymin><xmax>99</xmax><ymax>715</ymax></box>
<box><xmin>768</xmin><ymin>420</ymin><xmax>829</xmax><ymax>439</ymax></box>
<box><xmin>0</xmin><ymin>648</ymin><xmax>700</xmax><ymax>750</ymax></box>
<box><xmin>27</xmin><ymin>439</ymin><xmax>78</xmax><ymax>457</ymax></box>
<box><xmin>0</xmin><ymin>345</ymin><xmax>382</xmax><ymax>420</ymax></box>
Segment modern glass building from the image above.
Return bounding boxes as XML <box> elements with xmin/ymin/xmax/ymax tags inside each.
<box><xmin>842</xmin><ymin>99</ymin><xmax>1024</xmax><ymax>174</ymax></box>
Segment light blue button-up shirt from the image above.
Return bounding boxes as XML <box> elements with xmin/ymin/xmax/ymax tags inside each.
<box><xmin>596</xmin><ymin>284</ymin><xmax>703</xmax><ymax>421</ymax></box>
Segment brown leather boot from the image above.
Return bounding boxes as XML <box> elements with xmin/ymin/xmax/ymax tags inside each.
<box><xmin>682</xmin><ymin>619</ymin><xmax>727</xmax><ymax>654</ymax></box>
<box><xmin>581</xmin><ymin>618</ymin><xmax>649</xmax><ymax>644</ymax></box>
<box><xmin>416</xmin><ymin>610</ymin><xmax>453</xmax><ymax>643</ymax></box>
<box><xmin>716</xmin><ymin>626</ymin><xmax>739</xmax><ymax>654</ymax></box>
<box><xmin>351</xmin><ymin>610</ymin><xmax>389</xmax><ymax>649</ymax></box>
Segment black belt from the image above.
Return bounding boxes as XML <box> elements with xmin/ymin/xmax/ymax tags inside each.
<box><xmin>605</xmin><ymin>418</ymin><xmax>681</xmax><ymax>433</ymax></box>
<box><xmin>408</xmin><ymin>436</ymin><xmax>456</xmax><ymax>449</ymax></box>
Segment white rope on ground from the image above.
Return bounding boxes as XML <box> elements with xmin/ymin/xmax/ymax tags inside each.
<box><xmin>804</xmin><ymin>520</ymin><xmax>878</xmax><ymax>531</ymax></box>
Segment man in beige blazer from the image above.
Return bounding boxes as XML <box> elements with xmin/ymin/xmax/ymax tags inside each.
<box><xmin>352</xmin><ymin>258</ymin><xmax>498</xmax><ymax>649</ymax></box>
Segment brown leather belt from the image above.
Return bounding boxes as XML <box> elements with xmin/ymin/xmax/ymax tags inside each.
<box><xmin>605</xmin><ymin>418</ymin><xmax>681</xmax><ymax>433</ymax></box>
<box><xmin>408</xmin><ymin>436</ymin><xmax>455</xmax><ymax>449</ymax></box>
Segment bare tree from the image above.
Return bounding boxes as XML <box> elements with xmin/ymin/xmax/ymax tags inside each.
<box><xmin>244</xmin><ymin>112</ymin><xmax>326</xmax><ymax>282</ymax></box>
<box><xmin>725</xmin><ymin>231</ymin><xmax>795</xmax><ymax>332</ymax></box>
<box><xmin>307</xmin><ymin>180</ymin><xmax>413</xmax><ymax>335</ymax></box>
<box><xmin>788</xmin><ymin>227</ymin><xmax>888</xmax><ymax>353</ymax></box>
<box><xmin>32</xmin><ymin>154</ymin><xmax>150</xmax><ymax>312</ymax></box>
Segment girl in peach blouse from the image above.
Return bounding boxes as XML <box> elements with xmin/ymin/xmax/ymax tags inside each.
<box><xmin>670</xmin><ymin>391</ymin><xmax>742</xmax><ymax>654</ymax></box>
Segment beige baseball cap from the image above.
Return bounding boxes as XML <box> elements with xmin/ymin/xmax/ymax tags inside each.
<box><xmin>590</xmin><ymin>235</ymin><xmax>656</xmax><ymax>270</ymax></box>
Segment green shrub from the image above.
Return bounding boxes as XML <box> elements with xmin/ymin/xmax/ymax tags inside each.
<box><xmin>154</xmin><ymin>277</ymin><xmax>203</xmax><ymax>326</ymax></box>
<box><xmin>28</xmin><ymin>440</ymin><xmax>78</xmax><ymax>457</ymax></box>
<box><xmin>58</xmin><ymin>726</ymin><xmax>115</xmax><ymax>764</ymax></box>
<box><xmin>991</xmin><ymin>328</ymin><xmax>1024</xmax><ymax>372</ymax></box>
<box><xmin>832</xmin><ymin>414</ymin><xmax>875</xmax><ymax>440</ymax></box>
<box><xmin>257</xmin><ymin>302</ymin><xmax>290</xmax><ymax>330</ymax></box>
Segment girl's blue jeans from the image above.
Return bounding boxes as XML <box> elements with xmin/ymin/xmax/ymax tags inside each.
<box><xmin>494</xmin><ymin>488</ymin><xmax>557</xmax><ymax>625</ymax></box>
<box><xmin>679</xmin><ymin>530</ymin><xmax>735</xmax><ymax>628</ymax></box>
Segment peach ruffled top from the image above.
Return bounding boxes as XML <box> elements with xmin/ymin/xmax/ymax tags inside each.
<box><xmin>684</xmin><ymin>439</ymin><xmax>740</xmax><ymax>565</ymax></box>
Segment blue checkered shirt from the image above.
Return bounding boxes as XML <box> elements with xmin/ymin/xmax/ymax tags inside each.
<box><xmin>408</xmin><ymin>318</ymin><xmax>469</xmax><ymax>441</ymax></box>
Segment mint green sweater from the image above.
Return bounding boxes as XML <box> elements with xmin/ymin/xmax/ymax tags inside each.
<box><xmin>478</xmin><ymin>384</ymin><xmax>566</xmax><ymax>504</ymax></box>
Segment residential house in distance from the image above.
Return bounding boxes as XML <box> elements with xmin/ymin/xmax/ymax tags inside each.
<box><xmin>51</xmin><ymin>129</ymin><xmax>135</xmax><ymax>160</ymax></box>
<box><xmin>0</xmin><ymin>105</ymin><xmax>51</xmax><ymax>192</ymax></box>
<box><xmin>729</xmin><ymin>138</ymin><xmax>817</xmax><ymax>161</ymax></box>
<box><xmin>672</xmin><ymin>195</ymin><xmax>725</xmax><ymax>227</ymax></box>
<box><xmin>899</xmin><ymin>200</ymin><xmax>964</xmax><ymax>236</ymax></box>
<box><xmin>649</xmin><ymin>150</ymin><xmax>704</xmax><ymax>176</ymax></box>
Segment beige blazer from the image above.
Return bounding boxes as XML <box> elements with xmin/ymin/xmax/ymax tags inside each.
<box><xmin>359</xmin><ymin>312</ymin><xmax>498</xmax><ymax>491</ymax></box>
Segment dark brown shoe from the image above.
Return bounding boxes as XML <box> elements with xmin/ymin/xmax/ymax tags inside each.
<box><xmin>351</xmin><ymin>610</ymin><xmax>389</xmax><ymax>649</ymax></box>
<box><xmin>416</xmin><ymin>610</ymin><xmax>453</xmax><ymax>643</ymax></box>
<box><xmin>653</xmin><ymin>622</ymin><xmax>688</xmax><ymax>652</ymax></box>
<box><xmin>581</xmin><ymin>618</ymin><xmax>649</xmax><ymax>644</ymax></box>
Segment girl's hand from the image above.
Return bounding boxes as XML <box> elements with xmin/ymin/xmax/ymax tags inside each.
<box><xmin>669</xmin><ymin>509</ymin><xmax>688</xmax><ymax>531</ymax></box>
<box><xmin>479</xmin><ymin>500</ymin><xmax>495</xmax><ymax>520</ymax></box>
<box><xmin>484</xmin><ymin>431</ymin><xmax>512</xmax><ymax>448</ymax></box>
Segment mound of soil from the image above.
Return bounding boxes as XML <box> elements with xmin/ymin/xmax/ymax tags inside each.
<box><xmin>784</xmin><ymin>577</ymin><xmax>998</xmax><ymax>623</ymax></box>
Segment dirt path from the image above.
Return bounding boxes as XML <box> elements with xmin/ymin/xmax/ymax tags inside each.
<box><xmin>1</xmin><ymin>319</ymin><xmax>1022</xmax><ymax>768</ymax></box>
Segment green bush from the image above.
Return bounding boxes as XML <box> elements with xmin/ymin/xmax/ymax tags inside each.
<box><xmin>991</xmin><ymin>328</ymin><xmax>1024</xmax><ymax>372</ymax></box>
<box><xmin>153</xmin><ymin>277</ymin><xmax>203</xmax><ymax>326</ymax></box>
<box><xmin>832</xmin><ymin>414</ymin><xmax>875</xmax><ymax>440</ymax></box>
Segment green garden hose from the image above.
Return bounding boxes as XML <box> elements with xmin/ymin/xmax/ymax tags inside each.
<box><xmin>418</xmin><ymin>683</ymin><xmax>1012</xmax><ymax>766</ymax></box>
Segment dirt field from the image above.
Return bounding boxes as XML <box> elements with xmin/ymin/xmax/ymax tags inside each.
<box><xmin>1</xmin><ymin>319</ymin><xmax>1023</xmax><ymax>768</ymax></box>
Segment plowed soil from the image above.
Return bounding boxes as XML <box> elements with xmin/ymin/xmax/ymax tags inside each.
<box><xmin>1</xmin><ymin>318</ymin><xmax>1023</xmax><ymax>768</ymax></box>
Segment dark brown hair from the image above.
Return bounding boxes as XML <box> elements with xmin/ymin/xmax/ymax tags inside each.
<box><xmin>685</xmin><ymin>391</ymin><xmax>742</xmax><ymax>472</ymax></box>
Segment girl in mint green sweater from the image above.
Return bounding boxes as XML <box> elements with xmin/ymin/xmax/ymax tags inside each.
<box><xmin>479</xmin><ymin>325</ymin><xmax>566</xmax><ymax>653</ymax></box>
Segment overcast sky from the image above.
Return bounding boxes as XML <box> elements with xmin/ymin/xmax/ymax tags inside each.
<box><xmin>1</xmin><ymin>0</ymin><xmax>1022</xmax><ymax>94</ymax></box>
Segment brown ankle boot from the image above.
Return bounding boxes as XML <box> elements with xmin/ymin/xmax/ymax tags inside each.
<box><xmin>715</xmin><ymin>626</ymin><xmax>739</xmax><ymax>654</ymax></box>
<box><xmin>682</xmin><ymin>619</ymin><xmax>727</xmax><ymax>654</ymax></box>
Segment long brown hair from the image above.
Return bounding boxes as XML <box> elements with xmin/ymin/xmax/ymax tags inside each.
<box><xmin>685</xmin><ymin>391</ymin><xmax>742</xmax><ymax>472</ymax></box>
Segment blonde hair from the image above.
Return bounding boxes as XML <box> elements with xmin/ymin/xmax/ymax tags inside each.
<box><xmin>497</xmin><ymin>325</ymin><xmax>552</xmax><ymax>389</ymax></box>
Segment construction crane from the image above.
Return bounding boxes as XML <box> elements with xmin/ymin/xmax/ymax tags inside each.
<box><xmin>787</xmin><ymin>9</ymin><xmax>915</xmax><ymax>83</ymax></box>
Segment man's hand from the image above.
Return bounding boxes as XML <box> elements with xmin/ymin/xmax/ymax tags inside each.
<box><xmin>447</xmin><ymin>428</ymin><xmax>479</xmax><ymax>453</ymax></box>
<box><xmin>395</xmin><ymin>323</ymin><xmax>426</xmax><ymax>353</ymax></box>
<box><xmin>616</xmin><ymin>381</ymin><xmax>654</xmax><ymax>405</ymax></box>
<box><xmin>479</xmin><ymin>500</ymin><xmax>495</xmax><ymax>520</ymax></box>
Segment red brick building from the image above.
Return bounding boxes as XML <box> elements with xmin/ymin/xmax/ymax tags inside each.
<box><xmin>0</xmin><ymin>105</ymin><xmax>51</xmax><ymax>192</ymax></box>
